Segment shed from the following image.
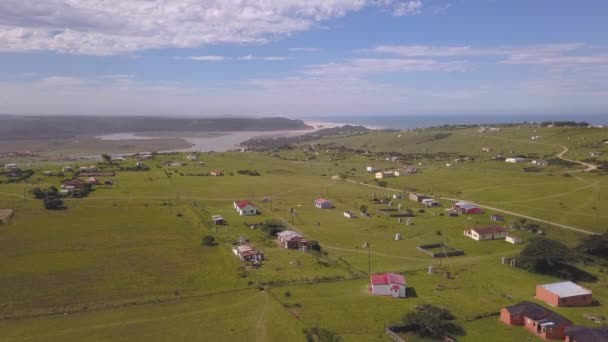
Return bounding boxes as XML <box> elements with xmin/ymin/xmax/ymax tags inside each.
<box><xmin>490</xmin><ymin>214</ymin><xmax>505</xmax><ymax>221</ymax></box>
<box><xmin>536</xmin><ymin>281</ymin><xmax>593</xmax><ymax>307</ymax></box>
<box><xmin>314</xmin><ymin>198</ymin><xmax>333</xmax><ymax>209</ymax></box>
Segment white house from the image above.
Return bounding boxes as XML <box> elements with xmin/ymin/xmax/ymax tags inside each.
<box><xmin>343</xmin><ymin>211</ymin><xmax>356</xmax><ymax>219</ymax></box>
<box><xmin>421</xmin><ymin>198</ymin><xmax>439</xmax><ymax>207</ymax></box>
<box><xmin>370</xmin><ymin>273</ymin><xmax>407</xmax><ymax>298</ymax></box>
<box><xmin>234</xmin><ymin>200</ymin><xmax>257</xmax><ymax>216</ymax></box>
<box><xmin>375</xmin><ymin>171</ymin><xmax>395</xmax><ymax>179</ymax></box>
<box><xmin>366</xmin><ymin>166</ymin><xmax>380</xmax><ymax>172</ymax></box>
<box><xmin>505</xmin><ymin>235</ymin><xmax>523</xmax><ymax>244</ymax></box>
<box><xmin>314</xmin><ymin>198</ymin><xmax>333</xmax><ymax>209</ymax></box>
<box><xmin>505</xmin><ymin>157</ymin><xmax>526</xmax><ymax>163</ymax></box>
<box><xmin>4</xmin><ymin>163</ymin><xmax>18</xmax><ymax>170</ymax></box>
<box><xmin>464</xmin><ymin>226</ymin><xmax>508</xmax><ymax>241</ymax></box>
<box><xmin>532</xmin><ymin>160</ymin><xmax>548</xmax><ymax>166</ymax></box>
<box><xmin>482</xmin><ymin>147</ymin><xmax>492</xmax><ymax>152</ymax></box>
<box><xmin>187</xmin><ymin>155</ymin><xmax>198</xmax><ymax>161</ymax></box>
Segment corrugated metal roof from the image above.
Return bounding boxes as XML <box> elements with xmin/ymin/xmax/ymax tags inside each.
<box><xmin>541</xmin><ymin>281</ymin><xmax>592</xmax><ymax>298</ymax></box>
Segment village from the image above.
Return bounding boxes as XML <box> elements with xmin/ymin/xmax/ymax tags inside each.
<box><xmin>0</xmin><ymin>124</ymin><xmax>607</xmax><ymax>341</ymax></box>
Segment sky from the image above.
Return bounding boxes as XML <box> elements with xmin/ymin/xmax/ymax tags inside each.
<box><xmin>0</xmin><ymin>0</ymin><xmax>607</xmax><ymax>118</ymax></box>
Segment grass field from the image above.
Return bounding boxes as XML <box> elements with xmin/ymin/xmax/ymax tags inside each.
<box><xmin>0</xmin><ymin>125</ymin><xmax>606</xmax><ymax>341</ymax></box>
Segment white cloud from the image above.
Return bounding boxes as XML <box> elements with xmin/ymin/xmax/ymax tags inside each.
<box><xmin>393</xmin><ymin>1</ymin><xmax>423</xmax><ymax>16</ymax></box>
<box><xmin>187</xmin><ymin>55</ymin><xmax>227</xmax><ymax>62</ymax></box>
<box><xmin>0</xmin><ymin>0</ymin><xmax>407</xmax><ymax>55</ymax></box>
<box><xmin>301</xmin><ymin>58</ymin><xmax>471</xmax><ymax>76</ymax></box>
<box><xmin>368</xmin><ymin>44</ymin><xmax>584</xmax><ymax>58</ymax></box>
<box><xmin>288</xmin><ymin>47</ymin><xmax>321</xmax><ymax>52</ymax></box>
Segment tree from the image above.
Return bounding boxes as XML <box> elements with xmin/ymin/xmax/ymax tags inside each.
<box><xmin>401</xmin><ymin>304</ymin><xmax>464</xmax><ymax>339</ymax></box>
<box><xmin>310</xmin><ymin>240</ymin><xmax>321</xmax><ymax>252</ymax></box>
<box><xmin>202</xmin><ymin>235</ymin><xmax>216</xmax><ymax>246</ymax></box>
<box><xmin>101</xmin><ymin>154</ymin><xmax>112</xmax><ymax>164</ymax></box>
<box><xmin>303</xmin><ymin>328</ymin><xmax>342</xmax><ymax>342</ymax></box>
<box><xmin>359</xmin><ymin>205</ymin><xmax>368</xmax><ymax>214</ymax></box>
<box><xmin>578</xmin><ymin>231</ymin><xmax>608</xmax><ymax>258</ymax></box>
<box><xmin>519</xmin><ymin>237</ymin><xmax>573</xmax><ymax>272</ymax></box>
<box><xmin>43</xmin><ymin>196</ymin><xmax>64</xmax><ymax>210</ymax></box>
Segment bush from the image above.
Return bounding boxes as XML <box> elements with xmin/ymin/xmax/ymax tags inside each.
<box><xmin>310</xmin><ymin>240</ymin><xmax>321</xmax><ymax>252</ymax></box>
<box><xmin>202</xmin><ymin>235</ymin><xmax>216</xmax><ymax>246</ymax></box>
<box><xmin>43</xmin><ymin>196</ymin><xmax>64</xmax><ymax>210</ymax></box>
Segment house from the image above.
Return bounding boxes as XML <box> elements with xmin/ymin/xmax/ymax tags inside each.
<box><xmin>421</xmin><ymin>198</ymin><xmax>439</xmax><ymax>207</ymax></box>
<box><xmin>564</xmin><ymin>326</ymin><xmax>608</xmax><ymax>342</ymax></box>
<box><xmin>211</xmin><ymin>215</ymin><xmax>226</xmax><ymax>225</ymax></box>
<box><xmin>314</xmin><ymin>198</ymin><xmax>332</xmax><ymax>209</ymax></box>
<box><xmin>532</xmin><ymin>160</ymin><xmax>549</xmax><ymax>166</ymax></box>
<box><xmin>343</xmin><ymin>211</ymin><xmax>356</xmax><ymax>218</ymax></box>
<box><xmin>234</xmin><ymin>200</ymin><xmax>257</xmax><ymax>216</ymax></box>
<box><xmin>531</xmin><ymin>135</ymin><xmax>542</xmax><ymax>140</ymax></box>
<box><xmin>104</xmin><ymin>180</ymin><xmax>114</xmax><ymax>186</ymax></box>
<box><xmin>482</xmin><ymin>147</ymin><xmax>492</xmax><ymax>152</ymax></box>
<box><xmin>187</xmin><ymin>155</ymin><xmax>198</xmax><ymax>161</ymax></box>
<box><xmin>62</xmin><ymin>166</ymin><xmax>74</xmax><ymax>172</ymax></box>
<box><xmin>366</xmin><ymin>166</ymin><xmax>380</xmax><ymax>172</ymax></box>
<box><xmin>409</xmin><ymin>193</ymin><xmax>430</xmax><ymax>202</ymax></box>
<box><xmin>86</xmin><ymin>177</ymin><xmax>98</xmax><ymax>185</ymax></box>
<box><xmin>62</xmin><ymin>178</ymin><xmax>85</xmax><ymax>190</ymax></box>
<box><xmin>589</xmin><ymin>151</ymin><xmax>602</xmax><ymax>157</ymax></box>
<box><xmin>43</xmin><ymin>171</ymin><xmax>53</xmax><ymax>176</ymax></box>
<box><xmin>369</xmin><ymin>273</ymin><xmax>407</xmax><ymax>298</ymax></box>
<box><xmin>89</xmin><ymin>165</ymin><xmax>98</xmax><ymax>172</ymax></box>
<box><xmin>210</xmin><ymin>169</ymin><xmax>223</xmax><ymax>176</ymax></box>
<box><xmin>4</xmin><ymin>163</ymin><xmax>18</xmax><ymax>170</ymax></box>
<box><xmin>506</xmin><ymin>235</ymin><xmax>523</xmax><ymax>244</ymax></box>
<box><xmin>453</xmin><ymin>202</ymin><xmax>483</xmax><ymax>214</ymax></box>
<box><xmin>276</xmin><ymin>230</ymin><xmax>308</xmax><ymax>250</ymax></box>
<box><xmin>506</xmin><ymin>157</ymin><xmax>527</xmax><ymax>163</ymax></box>
<box><xmin>392</xmin><ymin>194</ymin><xmax>404</xmax><ymax>200</ymax></box>
<box><xmin>78</xmin><ymin>166</ymin><xmax>91</xmax><ymax>172</ymax></box>
<box><xmin>445</xmin><ymin>163</ymin><xmax>453</xmax><ymax>167</ymax></box>
<box><xmin>490</xmin><ymin>214</ymin><xmax>505</xmax><ymax>221</ymax></box>
<box><xmin>232</xmin><ymin>243</ymin><xmax>264</xmax><ymax>262</ymax></box>
<box><xmin>141</xmin><ymin>154</ymin><xmax>154</xmax><ymax>160</ymax></box>
<box><xmin>394</xmin><ymin>166</ymin><xmax>418</xmax><ymax>176</ymax></box>
<box><xmin>136</xmin><ymin>161</ymin><xmax>146</xmax><ymax>168</ymax></box>
<box><xmin>464</xmin><ymin>226</ymin><xmax>507</xmax><ymax>241</ymax></box>
<box><xmin>375</xmin><ymin>171</ymin><xmax>395</xmax><ymax>179</ymax></box>
<box><xmin>536</xmin><ymin>281</ymin><xmax>593</xmax><ymax>307</ymax></box>
<box><xmin>169</xmin><ymin>162</ymin><xmax>183</xmax><ymax>167</ymax></box>
<box><xmin>500</xmin><ymin>301</ymin><xmax>572</xmax><ymax>340</ymax></box>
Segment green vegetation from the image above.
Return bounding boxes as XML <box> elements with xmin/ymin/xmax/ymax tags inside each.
<box><xmin>0</xmin><ymin>124</ymin><xmax>606</xmax><ymax>341</ymax></box>
<box><xmin>401</xmin><ymin>304</ymin><xmax>464</xmax><ymax>339</ymax></box>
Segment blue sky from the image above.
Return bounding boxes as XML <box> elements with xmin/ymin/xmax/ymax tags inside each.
<box><xmin>0</xmin><ymin>0</ymin><xmax>607</xmax><ymax>117</ymax></box>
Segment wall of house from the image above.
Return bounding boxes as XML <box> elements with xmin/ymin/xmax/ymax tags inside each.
<box><xmin>371</xmin><ymin>284</ymin><xmax>392</xmax><ymax>296</ymax></box>
<box><xmin>499</xmin><ymin>308</ymin><xmax>522</xmax><ymax>325</ymax></box>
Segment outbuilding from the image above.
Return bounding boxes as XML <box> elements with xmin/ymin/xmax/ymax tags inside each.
<box><xmin>314</xmin><ymin>198</ymin><xmax>333</xmax><ymax>209</ymax></box>
<box><xmin>369</xmin><ymin>273</ymin><xmax>406</xmax><ymax>298</ymax></box>
<box><xmin>536</xmin><ymin>281</ymin><xmax>593</xmax><ymax>307</ymax></box>
<box><xmin>234</xmin><ymin>200</ymin><xmax>257</xmax><ymax>216</ymax></box>
<box><xmin>453</xmin><ymin>202</ymin><xmax>483</xmax><ymax>214</ymax></box>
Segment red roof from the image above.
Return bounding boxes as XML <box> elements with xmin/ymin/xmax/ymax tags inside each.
<box><xmin>370</xmin><ymin>272</ymin><xmax>406</xmax><ymax>286</ymax></box>
<box><xmin>235</xmin><ymin>200</ymin><xmax>254</xmax><ymax>209</ymax></box>
<box><xmin>315</xmin><ymin>198</ymin><xmax>330</xmax><ymax>204</ymax></box>
<box><xmin>472</xmin><ymin>226</ymin><xmax>506</xmax><ymax>235</ymax></box>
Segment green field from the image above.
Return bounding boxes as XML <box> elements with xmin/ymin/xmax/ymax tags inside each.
<box><xmin>0</xmin><ymin>125</ymin><xmax>607</xmax><ymax>341</ymax></box>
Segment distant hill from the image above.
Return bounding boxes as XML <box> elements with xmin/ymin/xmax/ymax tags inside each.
<box><xmin>0</xmin><ymin>115</ymin><xmax>311</xmax><ymax>140</ymax></box>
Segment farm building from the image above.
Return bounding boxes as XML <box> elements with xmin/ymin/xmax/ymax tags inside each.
<box><xmin>589</xmin><ymin>151</ymin><xmax>602</xmax><ymax>157</ymax></box>
<box><xmin>532</xmin><ymin>160</ymin><xmax>548</xmax><ymax>166</ymax></box>
<box><xmin>394</xmin><ymin>166</ymin><xmax>418</xmax><ymax>176</ymax></box>
<box><xmin>186</xmin><ymin>155</ymin><xmax>198</xmax><ymax>161</ymax></box>
<box><xmin>78</xmin><ymin>166</ymin><xmax>91</xmax><ymax>172</ymax></box>
<box><xmin>500</xmin><ymin>301</ymin><xmax>572</xmax><ymax>340</ymax></box>
<box><xmin>210</xmin><ymin>169</ymin><xmax>223</xmax><ymax>176</ymax></box>
<box><xmin>211</xmin><ymin>215</ymin><xmax>225</xmax><ymax>225</ymax></box>
<box><xmin>314</xmin><ymin>198</ymin><xmax>333</xmax><ymax>209</ymax></box>
<box><xmin>392</xmin><ymin>194</ymin><xmax>404</xmax><ymax>200</ymax></box>
<box><xmin>276</xmin><ymin>230</ymin><xmax>308</xmax><ymax>250</ymax></box>
<box><xmin>366</xmin><ymin>166</ymin><xmax>380</xmax><ymax>172</ymax></box>
<box><xmin>0</xmin><ymin>209</ymin><xmax>14</xmax><ymax>224</ymax></box>
<box><xmin>62</xmin><ymin>178</ymin><xmax>85</xmax><ymax>190</ymax></box>
<box><xmin>506</xmin><ymin>157</ymin><xmax>527</xmax><ymax>163</ymax></box>
<box><xmin>343</xmin><ymin>211</ymin><xmax>356</xmax><ymax>218</ymax></box>
<box><xmin>86</xmin><ymin>177</ymin><xmax>98</xmax><ymax>185</ymax></box>
<box><xmin>505</xmin><ymin>235</ymin><xmax>523</xmax><ymax>244</ymax></box>
<box><xmin>490</xmin><ymin>214</ymin><xmax>505</xmax><ymax>221</ymax></box>
<box><xmin>536</xmin><ymin>281</ymin><xmax>593</xmax><ymax>307</ymax></box>
<box><xmin>482</xmin><ymin>147</ymin><xmax>492</xmax><ymax>152</ymax></box>
<box><xmin>375</xmin><ymin>171</ymin><xmax>395</xmax><ymax>179</ymax></box>
<box><xmin>464</xmin><ymin>226</ymin><xmax>507</xmax><ymax>241</ymax></box>
<box><xmin>564</xmin><ymin>326</ymin><xmax>608</xmax><ymax>342</ymax></box>
<box><xmin>232</xmin><ymin>243</ymin><xmax>263</xmax><ymax>262</ymax></box>
<box><xmin>369</xmin><ymin>273</ymin><xmax>406</xmax><ymax>298</ymax></box>
<box><xmin>4</xmin><ymin>163</ymin><xmax>18</xmax><ymax>170</ymax></box>
<box><xmin>409</xmin><ymin>193</ymin><xmax>430</xmax><ymax>202</ymax></box>
<box><xmin>453</xmin><ymin>202</ymin><xmax>483</xmax><ymax>214</ymax></box>
<box><xmin>233</xmin><ymin>200</ymin><xmax>257</xmax><ymax>216</ymax></box>
<box><xmin>421</xmin><ymin>198</ymin><xmax>439</xmax><ymax>207</ymax></box>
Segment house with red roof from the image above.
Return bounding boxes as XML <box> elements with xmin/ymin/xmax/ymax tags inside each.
<box><xmin>62</xmin><ymin>178</ymin><xmax>85</xmax><ymax>190</ymax></box>
<box><xmin>464</xmin><ymin>226</ymin><xmax>507</xmax><ymax>241</ymax></box>
<box><xmin>370</xmin><ymin>273</ymin><xmax>407</xmax><ymax>298</ymax></box>
<box><xmin>314</xmin><ymin>198</ymin><xmax>333</xmax><ymax>209</ymax></box>
<box><xmin>453</xmin><ymin>201</ymin><xmax>483</xmax><ymax>214</ymax></box>
<box><xmin>233</xmin><ymin>200</ymin><xmax>257</xmax><ymax>216</ymax></box>
<box><xmin>86</xmin><ymin>177</ymin><xmax>98</xmax><ymax>185</ymax></box>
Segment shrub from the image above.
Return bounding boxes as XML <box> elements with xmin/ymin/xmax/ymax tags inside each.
<box><xmin>202</xmin><ymin>235</ymin><xmax>216</xmax><ymax>246</ymax></box>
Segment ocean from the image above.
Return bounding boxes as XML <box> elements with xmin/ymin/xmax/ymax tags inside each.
<box><xmin>304</xmin><ymin>114</ymin><xmax>608</xmax><ymax>130</ymax></box>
